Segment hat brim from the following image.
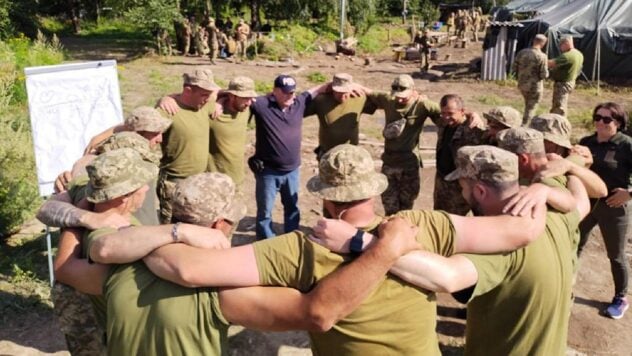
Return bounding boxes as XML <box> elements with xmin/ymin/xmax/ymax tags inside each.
<box><xmin>196</xmin><ymin>82</ymin><xmax>221</xmax><ymax>91</ymax></box>
<box><xmin>444</xmin><ymin>168</ymin><xmax>464</xmax><ymax>181</ymax></box>
<box><xmin>332</xmin><ymin>85</ymin><xmax>352</xmax><ymax>93</ymax></box>
<box><xmin>483</xmin><ymin>113</ymin><xmax>511</xmax><ymax>128</ymax></box>
<box><xmin>223</xmin><ymin>200</ymin><xmax>247</xmax><ymax>224</ymax></box>
<box><xmin>306</xmin><ymin>173</ymin><xmax>388</xmax><ymax>202</ymax></box>
<box><xmin>391</xmin><ymin>89</ymin><xmax>412</xmax><ymax>98</ymax></box>
<box><xmin>544</xmin><ymin>136</ymin><xmax>572</xmax><ymax>149</ymax></box>
<box><xmin>87</xmin><ymin>162</ymin><xmax>158</xmax><ymax>203</ymax></box>
<box><xmin>227</xmin><ymin>89</ymin><xmax>259</xmax><ymax>98</ymax></box>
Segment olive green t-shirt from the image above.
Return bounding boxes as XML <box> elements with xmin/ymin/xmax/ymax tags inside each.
<box><xmin>367</xmin><ymin>92</ymin><xmax>441</xmax><ymax>168</ymax></box>
<box><xmin>305</xmin><ymin>94</ymin><xmax>376</xmax><ymax>154</ymax></box>
<box><xmin>207</xmin><ymin>109</ymin><xmax>249</xmax><ymax>185</ymax></box>
<box><xmin>551</xmin><ymin>48</ymin><xmax>584</xmax><ymax>82</ymax></box>
<box><xmin>104</xmin><ymin>261</ymin><xmax>229</xmax><ymax>355</ymax></box>
<box><xmin>460</xmin><ymin>210</ymin><xmax>580</xmax><ymax>356</ymax></box>
<box><xmin>253</xmin><ymin>210</ymin><xmax>456</xmax><ymax>355</ymax></box>
<box><xmin>160</xmin><ymin>101</ymin><xmax>215</xmax><ymax>179</ymax></box>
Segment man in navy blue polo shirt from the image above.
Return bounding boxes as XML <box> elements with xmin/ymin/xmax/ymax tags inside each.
<box><xmin>251</xmin><ymin>75</ymin><xmax>331</xmax><ymax>239</ymax></box>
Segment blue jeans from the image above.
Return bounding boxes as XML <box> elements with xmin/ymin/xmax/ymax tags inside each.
<box><xmin>255</xmin><ymin>168</ymin><xmax>300</xmax><ymax>239</ymax></box>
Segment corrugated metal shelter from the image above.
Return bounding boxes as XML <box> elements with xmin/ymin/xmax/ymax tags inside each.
<box><xmin>481</xmin><ymin>22</ymin><xmax>523</xmax><ymax>80</ymax></box>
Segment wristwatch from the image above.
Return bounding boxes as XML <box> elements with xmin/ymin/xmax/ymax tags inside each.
<box><xmin>349</xmin><ymin>229</ymin><xmax>364</xmax><ymax>257</ymax></box>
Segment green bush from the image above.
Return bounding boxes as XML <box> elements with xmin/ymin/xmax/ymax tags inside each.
<box><xmin>0</xmin><ymin>34</ymin><xmax>64</xmax><ymax>238</ymax></box>
<box><xmin>306</xmin><ymin>71</ymin><xmax>327</xmax><ymax>84</ymax></box>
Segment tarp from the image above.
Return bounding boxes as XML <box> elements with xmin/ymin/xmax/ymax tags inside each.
<box><xmin>513</xmin><ymin>0</ymin><xmax>632</xmax><ymax>79</ymax></box>
<box><xmin>505</xmin><ymin>0</ymin><xmax>579</xmax><ymax>14</ymax></box>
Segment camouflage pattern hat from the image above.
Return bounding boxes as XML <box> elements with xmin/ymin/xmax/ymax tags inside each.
<box><xmin>95</xmin><ymin>131</ymin><xmax>162</xmax><ymax>165</ymax></box>
<box><xmin>183</xmin><ymin>69</ymin><xmax>220</xmax><ymax>91</ymax></box>
<box><xmin>86</xmin><ymin>148</ymin><xmax>158</xmax><ymax>203</ymax></box>
<box><xmin>529</xmin><ymin>113</ymin><xmax>572</xmax><ymax>149</ymax></box>
<box><xmin>497</xmin><ymin>127</ymin><xmax>545</xmax><ymax>154</ymax></box>
<box><xmin>125</xmin><ymin>106</ymin><xmax>172</xmax><ymax>133</ymax></box>
<box><xmin>226</xmin><ymin>76</ymin><xmax>258</xmax><ymax>98</ymax></box>
<box><xmin>332</xmin><ymin>73</ymin><xmax>354</xmax><ymax>93</ymax></box>
<box><xmin>307</xmin><ymin>144</ymin><xmax>388</xmax><ymax>202</ymax></box>
<box><xmin>172</xmin><ymin>172</ymin><xmax>246</xmax><ymax>226</ymax></box>
<box><xmin>391</xmin><ymin>74</ymin><xmax>415</xmax><ymax>99</ymax></box>
<box><xmin>445</xmin><ymin>145</ymin><xmax>519</xmax><ymax>183</ymax></box>
<box><xmin>483</xmin><ymin>106</ymin><xmax>522</xmax><ymax>129</ymax></box>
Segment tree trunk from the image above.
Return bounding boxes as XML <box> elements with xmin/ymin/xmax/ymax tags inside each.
<box><xmin>250</xmin><ymin>0</ymin><xmax>261</xmax><ymax>29</ymax></box>
<box><xmin>68</xmin><ymin>0</ymin><xmax>81</xmax><ymax>34</ymax></box>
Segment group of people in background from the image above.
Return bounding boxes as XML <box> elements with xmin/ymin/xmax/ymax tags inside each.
<box><xmin>445</xmin><ymin>7</ymin><xmax>485</xmax><ymax>42</ymax></box>
<box><xmin>173</xmin><ymin>15</ymin><xmax>264</xmax><ymax>63</ymax></box>
<box><xmin>35</xmin><ymin>27</ymin><xmax>631</xmax><ymax>355</ymax></box>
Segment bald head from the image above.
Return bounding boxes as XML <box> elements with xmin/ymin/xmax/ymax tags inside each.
<box><xmin>533</xmin><ymin>34</ymin><xmax>547</xmax><ymax>48</ymax></box>
<box><xmin>560</xmin><ymin>36</ymin><xmax>575</xmax><ymax>51</ymax></box>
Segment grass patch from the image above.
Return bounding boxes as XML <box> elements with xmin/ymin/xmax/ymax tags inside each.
<box><xmin>254</xmin><ymin>80</ymin><xmax>273</xmax><ymax>94</ymax></box>
<box><xmin>77</xmin><ymin>18</ymin><xmax>150</xmax><ymax>41</ymax></box>
<box><xmin>476</xmin><ymin>94</ymin><xmax>513</xmax><ymax>107</ymax></box>
<box><xmin>358</xmin><ymin>25</ymin><xmax>409</xmax><ymax>54</ymax></box>
<box><xmin>306</xmin><ymin>71</ymin><xmax>327</xmax><ymax>84</ymax></box>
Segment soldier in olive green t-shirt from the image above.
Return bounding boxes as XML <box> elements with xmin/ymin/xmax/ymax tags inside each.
<box><xmin>548</xmin><ymin>36</ymin><xmax>584</xmax><ymax>116</ymax></box>
<box><xmin>304</xmin><ymin>73</ymin><xmax>377</xmax><ymax>159</ymax></box>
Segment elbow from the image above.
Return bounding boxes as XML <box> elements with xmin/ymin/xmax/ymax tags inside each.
<box><xmin>306</xmin><ymin>303</ymin><xmax>338</xmax><ymax>332</ymax></box>
<box><xmin>90</xmin><ymin>243</ymin><xmax>115</xmax><ymax>264</ymax></box>
<box><xmin>592</xmin><ymin>185</ymin><xmax>608</xmax><ymax>199</ymax></box>
<box><xmin>169</xmin><ymin>263</ymin><xmax>201</xmax><ymax>288</ymax></box>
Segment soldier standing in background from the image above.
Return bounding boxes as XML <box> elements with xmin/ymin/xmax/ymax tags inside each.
<box><xmin>414</xmin><ymin>29</ymin><xmax>433</xmax><ymax>72</ymax></box>
<box><xmin>446</xmin><ymin>12</ymin><xmax>455</xmax><ymax>36</ymax></box>
<box><xmin>548</xmin><ymin>36</ymin><xmax>584</xmax><ymax>116</ymax></box>
<box><xmin>513</xmin><ymin>34</ymin><xmax>548</xmax><ymax>125</ymax></box>
<box><xmin>182</xmin><ymin>17</ymin><xmax>192</xmax><ymax>56</ymax></box>
<box><xmin>470</xmin><ymin>9</ymin><xmax>481</xmax><ymax>42</ymax></box>
<box><xmin>235</xmin><ymin>19</ymin><xmax>251</xmax><ymax>61</ymax></box>
<box><xmin>206</xmin><ymin>17</ymin><xmax>220</xmax><ymax>64</ymax></box>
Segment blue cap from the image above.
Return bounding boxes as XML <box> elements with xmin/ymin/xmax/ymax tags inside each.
<box><xmin>273</xmin><ymin>75</ymin><xmax>296</xmax><ymax>94</ymax></box>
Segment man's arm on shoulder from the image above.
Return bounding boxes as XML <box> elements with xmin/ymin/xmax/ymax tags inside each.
<box><xmin>451</xmin><ymin>207</ymin><xmax>546</xmax><ymax>254</ymax></box>
<box><xmin>220</xmin><ymin>218</ymin><xmax>420</xmax><ymax>332</ymax></box>
<box><xmin>305</xmin><ymin>82</ymin><xmax>332</xmax><ymax>99</ymax></box>
<box><xmin>37</xmin><ymin>193</ymin><xmax>128</xmax><ymax>230</ymax></box>
<box><xmin>83</xmin><ymin>124</ymin><xmax>127</xmax><ymax>155</ymax></box>
<box><xmin>54</xmin><ymin>228</ymin><xmax>108</xmax><ymax>295</ymax></box>
<box><xmin>90</xmin><ymin>224</ymin><xmax>229</xmax><ymax>264</ymax></box>
<box><xmin>143</xmin><ymin>243</ymin><xmax>259</xmax><ymax>288</ymax></box>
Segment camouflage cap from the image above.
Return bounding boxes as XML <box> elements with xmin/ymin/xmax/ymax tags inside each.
<box><xmin>183</xmin><ymin>69</ymin><xmax>220</xmax><ymax>91</ymax></box>
<box><xmin>391</xmin><ymin>74</ymin><xmax>415</xmax><ymax>99</ymax></box>
<box><xmin>445</xmin><ymin>145</ymin><xmax>519</xmax><ymax>183</ymax></box>
<box><xmin>307</xmin><ymin>144</ymin><xmax>388</xmax><ymax>202</ymax></box>
<box><xmin>86</xmin><ymin>148</ymin><xmax>158</xmax><ymax>203</ymax></box>
<box><xmin>529</xmin><ymin>113</ymin><xmax>572</xmax><ymax>149</ymax></box>
<box><xmin>95</xmin><ymin>132</ymin><xmax>162</xmax><ymax>165</ymax></box>
<box><xmin>497</xmin><ymin>127</ymin><xmax>545</xmax><ymax>154</ymax></box>
<box><xmin>226</xmin><ymin>76</ymin><xmax>258</xmax><ymax>98</ymax></box>
<box><xmin>125</xmin><ymin>106</ymin><xmax>172</xmax><ymax>133</ymax></box>
<box><xmin>483</xmin><ymin>106</ymin><xmax>522</xmax><ymax>129</ymax></box>
<box><xmin>332</xmin><ymin>73</ymin><xmax>354</xmax><ymax>93</ymax></box>
<box><xmin>172</xmin><ymin>172</ymin><xmax>246</xmax><ymax>226</ymax></box>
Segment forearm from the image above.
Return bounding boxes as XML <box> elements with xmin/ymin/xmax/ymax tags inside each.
<box><xmin>453</xmin><ymin>213</ymin><xmax>545</xmax><ymax>253</ymax></box>
<box><xmin>54</xmin><ymin>228</ymin><xmax>108</xmax><ymax>295</ymax></box>
<box><xmin>90</xmin><ymin>225</ymin><xmax>175</xmax><ymax>264</ymax></box>
<box><xmin>37</xmin><ymin>199</ymin><xmax>91</xmax><ymax>228</ymax></box>
<box><xmin>568</xmin><ymin>164</ymin><xmax>608</xmax><ymax>198</ymax></box>
<box><xmin>306</xmin><ymin>82</ymin><xmax>331</xmax><ymax>98</ymax></box>
<box><xmin>390</xmin><ymin>252</ymin><xmax>477</xmax><ymax>293</ymax></box>
<box><xmin>143</xmin><ymin>244</ymin><xmax>259</xmax><ymax>288</ymax></box>
<box><xmin>545</xmin><ymin>187</ymin><xmax>576</xmax><ymax>213</ymax></box>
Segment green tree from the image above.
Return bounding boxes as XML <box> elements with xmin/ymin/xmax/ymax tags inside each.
<box><xmin>125</xmin><ymin>0</ymin><xmax>180</xmax><ymax>51</ymax></box>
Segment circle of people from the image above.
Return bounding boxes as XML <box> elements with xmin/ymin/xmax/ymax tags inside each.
<box><xmin>39</xmin><ymin>34</ymin><xmax>631</xmax><ymax>356</ymax></box>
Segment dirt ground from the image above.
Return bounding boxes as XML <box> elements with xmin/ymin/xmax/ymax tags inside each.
<box><xmin>1</xmin><ymin>36</ymin><xmax>631</xmax><ymax>355</ymax></box>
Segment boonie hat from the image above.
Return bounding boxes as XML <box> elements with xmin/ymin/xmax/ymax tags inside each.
<box><xmin>86</xmin><ymin>148</ymin><xmax>158</xmax><ymax>203</ymax></box>
<box><xmin>483</xmin><ymin>106</ymin><xmax>522</xmax><ymax>129</ymax></box>
<box><xmin>172</xmin><ymin>172</ymin><xmax>246</xmax><ymax>226</ymax></box>
<box><xmin>529</xmin><ymin>113</ymin><xmax>572</xmax><ymax>149</ymax></box>
<box><xmin>390</xmin><ymin>74</ymin><xmax>415</xmax><ymax>99</ymax></box>
<box><xmin>307</xmin><ymin>144</ymin><xmax>388</xmax><ymax>202</ymax></box>
<box><xmin>497</xmin><ymin>127</ymin><xmax>545</xmax><ymax>154</ymax></box>
<box><xmin>96</xmin><ymin>132</ymin><xmax>162</xmax><ymax>165</ymax></box>
<box><xmin>445</xmin><ymin>145</ymin><xmax>518</xmax><ymax>183</ymax></box>
<box><xmin>274</xmin><ymin>74</ymin><xmax>296</xmax><ymax>94</ymax></box>
<box><xmin>125</xmin><ymin>106</ymin><xmax>172</xmax><ymax>133</ymax></box>
<box><xmin>183</xmin><ymin>69</ymin><xmax>220</xmax><ymax>91</ymax></box>
<box><xmin>226</xmin><ymin>76</ymin><xmax>258</xmax><ymax>98</ymax></box>
<box><xmin>331</xmin><ymin>73</ymin><xmax>354</xmax><ymax>93</ymax></box>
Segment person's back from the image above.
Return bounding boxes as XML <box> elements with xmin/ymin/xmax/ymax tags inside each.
<box><xmin>253</xmin><ymin>208</ymin><xmax>456</xmax><ymax>355</ymax></box>
<box><xmin>551</xmin><ymin>48</ymin><xmax>583</xmax><ymax>83</ymax></box>
<box><xmin>462</xmin><ymin>209</ymin><xmax>579</xmax><ymax>355</ymax></box>
<box><xmin>515</xmin><ymin>47</ymin><xmax>547</xmax><ymax>85</ymax></box>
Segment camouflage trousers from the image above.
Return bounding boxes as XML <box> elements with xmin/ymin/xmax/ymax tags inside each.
<box><xmin>519</xmin><ymin>82</ymin><xmax>543</xmax><ymax>125</ymax></box>
<box><xmin>381</xmin><ymin>164</ymin><xmax>420</xmax><ymax>216</ymax></box>
<box><xmin>209</xmin><ymin>43</ymin><xmax>219</xmax><ymax>62</ymax></box>
<box><xmin>236</xmin><ymin>40</ymin><xmax>248</xmax><ymax>59</ymax></box>
<box><xmin>158</xmin><ymin>173</ymin><xmax>182</xmax><ymax>224</ymax></box>
<box><xmin>433</xmin><ymin>175</ymin><xmax>471</xmax><ymax>216</ymax></box>
<box><xmin>551</xmin><ymin>81</ymin><xmax>575</xmax><ymax>117</ymax></box>
<box><xmin>419</xmin><ymin>51</ymin><xmax>429</xmax><ymax>71</ymax></box>
<box><xmin>51</xmin><ymin>283</ymin><xmax>105</xmax><ymax>356</ymax></box>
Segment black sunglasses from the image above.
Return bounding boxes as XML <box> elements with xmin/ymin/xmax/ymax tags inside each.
<box><xmin>391</xmin><ymin>85</ymin><xmax>408</xmax><ymax>91</ymax></box>
<box><xmin>594</xmin><ymin>114</ymin><xmax>614</xmax><ymax>124</ymax></box>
